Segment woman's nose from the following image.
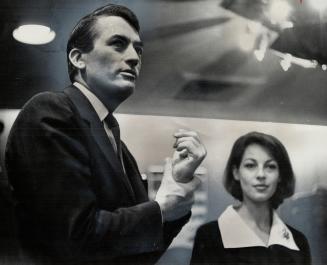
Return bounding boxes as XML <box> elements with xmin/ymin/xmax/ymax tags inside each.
<box><xmin>256</xmin><ymin>167</ymin><xmax>266</xmax><ymax>179</ymax></box>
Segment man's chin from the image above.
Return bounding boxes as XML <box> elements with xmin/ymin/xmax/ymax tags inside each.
<box><xmin>116</xmin><ymin>82</ymin><xmax>135</xmax><ymax>98</ymax></box>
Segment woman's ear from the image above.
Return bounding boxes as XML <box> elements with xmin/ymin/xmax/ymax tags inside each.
<box><xmin>233</xmin><ymin>166</ymin><xmax>240</xmax><ymax>181</ymax></box>
<box><xmin>68</xmin><ymin>48</ymin><xmax>86</xmax><ymax>70</ymax></box>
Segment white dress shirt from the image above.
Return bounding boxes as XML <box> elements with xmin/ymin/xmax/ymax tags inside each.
<box><xmin>73</xmin><ymin>82</ymin><xmax>118</xmax><ymax>153</ymax></box>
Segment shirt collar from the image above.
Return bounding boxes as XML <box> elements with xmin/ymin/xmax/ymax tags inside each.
<box><xmin>218</xmin><ymin>205</ymin><xmax>299</xmax><ymax>250</ymax></box>
<box><xmin>73</xmin><ymin>82</ymin><xmax>108</xmax><ymax>122</ymax></box>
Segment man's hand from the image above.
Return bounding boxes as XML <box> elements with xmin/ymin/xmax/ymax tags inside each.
<box><xmin>172</xmin><ymin>129</ymin><xmax>207</xmax><ymax>183</ymax></box>
<box><xmin>155</xmin><ymin>158</ymin><xmax>199</xmax><ymax>222</ymax></box>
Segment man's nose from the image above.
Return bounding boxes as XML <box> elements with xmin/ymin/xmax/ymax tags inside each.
<box><xmin>125</xmin><ymin>45</ymin><xmax>140</xmax><ymax>68</ymax></box>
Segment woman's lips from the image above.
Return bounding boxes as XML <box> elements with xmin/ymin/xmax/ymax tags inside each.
<box><xmin>253</xmin><ymin>184</ymin><xmax>268</xmax><ymax>191</ymax></box>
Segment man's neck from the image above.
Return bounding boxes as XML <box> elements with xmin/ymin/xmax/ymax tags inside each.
<box><xmin>73</xmin><ymin>78</ymin><xmax>119</xmax><ymax>113</ymax></box>
<box><xmin>73</xmin><ymin>81</ymin><xmax>109</xmax><ymax>121</ymax></box>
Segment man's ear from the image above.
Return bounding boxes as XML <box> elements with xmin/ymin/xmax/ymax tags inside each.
<box><xmin>232</xmin><ymin>166</ymin><xmax>240</xmax><ymax>181</ymax></box>
<box><xmin>68</xmin><ymin>48</ymin><xmax>86</xmax><ymax>70</ymax></box>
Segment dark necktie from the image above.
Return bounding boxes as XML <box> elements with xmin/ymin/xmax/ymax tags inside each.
<box><xmin>104</xmin><ymin>113</ymin><xmax>121</xmax><ymax>158</ymax></box>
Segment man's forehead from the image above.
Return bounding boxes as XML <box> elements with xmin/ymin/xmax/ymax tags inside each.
<box><xmin>94</xmin><ymin>15</ymin><xmax>141</xmax><ymax>41</ymax></box>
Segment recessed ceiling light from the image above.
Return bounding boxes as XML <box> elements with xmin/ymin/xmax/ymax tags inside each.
<box><xmin>267</xmin><ymin>0</ymin><xmax>292</xmax><ymax>25</ymax></box>
<box><xmin>310</xmin><ymin>0</ymin><xmax>327</xmax><ymax>11</ymax></box>
<box><xmin>12</xmin><ymin>24</ymin><xmax>56</xmax><ymax>45</ymax></box>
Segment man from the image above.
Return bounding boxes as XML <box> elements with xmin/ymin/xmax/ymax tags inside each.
<box><xmin>5</xmin><ymin>4</ymin><xmax>206</xmax><ymax>264</ymax></box>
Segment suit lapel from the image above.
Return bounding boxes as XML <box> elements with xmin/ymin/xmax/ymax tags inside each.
<box><xmin>121</xmin><ymin>142</ymin><xmax>149</xmax><ymax>203</ymax></box>
<box><xmin>64</xmin><ymin>85</ymin><xmax>135</xmax><ymax>200</ymax></box>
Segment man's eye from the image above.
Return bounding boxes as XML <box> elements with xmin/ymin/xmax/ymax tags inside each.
<box><xmin>135</xmin><ymin>46</ymin><xmax>143</xmax><ymax>56</ymax></box>
<box><xmin>110</xmin><ymin>40</ymin><xmax>126</xmax><ymax>49</ymax></box>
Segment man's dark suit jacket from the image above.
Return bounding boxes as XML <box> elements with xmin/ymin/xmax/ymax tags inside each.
<box><xmin>5</xmin><ymin>85</ymin><xmax>189</xmax><ymax>264</ymax></box>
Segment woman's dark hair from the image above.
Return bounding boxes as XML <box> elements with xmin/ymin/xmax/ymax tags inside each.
<box><xmin>66</xmin><ymin>4</ymin><xmax>140</xmax><ymax>82</ymax></box>
<box><xmin>224</xmin><ymin>131</ymin><xmax>295</xmax><ymax>209</ymax></box>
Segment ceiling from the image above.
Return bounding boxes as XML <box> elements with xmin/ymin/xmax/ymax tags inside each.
<box><xmin>1</xmin><ymin>0</ymin><xmax>327</xmax><ymax>125</ymax></box>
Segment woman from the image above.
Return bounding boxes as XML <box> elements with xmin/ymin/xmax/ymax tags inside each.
<box><xmin>191</xmin><ymin>132</ymin><xmax>311</xmax><ymax>265</ymax></box>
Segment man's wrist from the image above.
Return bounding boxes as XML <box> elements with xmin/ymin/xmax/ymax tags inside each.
<box><xmin>173</xmin><ymin>170</ymin><xmax>195</xmax><ymax>183</ymax></box>
<box><xmin>175</xmin><ymin>176</ymin><xmax>201</xmax><ymax>193</ymax></box>
<box><xmin>173</xmin><ymin>175</ymin><xmax>194</xmax><ymax>183</ymax></box>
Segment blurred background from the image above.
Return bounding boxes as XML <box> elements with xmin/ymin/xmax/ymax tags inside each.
<box><xmin>1</xmin><ymin>0</ymin><xmax>327</xmax><ymax>264</ymax></box>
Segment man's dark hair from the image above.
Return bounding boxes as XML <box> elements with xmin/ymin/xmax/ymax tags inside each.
<box><xmin>223</xmin><ymin>131</ymin><xmax>295</xmax><ymax>209</ymax></box>
<box><xmin>67</xmin><ymin>4</ymin><xmax>140</xmax><ymax>82</ymax></box>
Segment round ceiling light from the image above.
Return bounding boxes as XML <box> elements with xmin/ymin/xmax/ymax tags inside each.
<box><xmin>267</xmin><ymin>0</ymin><xmax>292</xmax><ymax>25</ymax></box>
<box><xmin>310</xmin><ymin>0</ymin><xmax>327</xmax><ymax>11</ymax></box>
<box><xmin>13</xmin><ymin>24</ymin><xmax>56</xmax><ymax>45</ymax></box>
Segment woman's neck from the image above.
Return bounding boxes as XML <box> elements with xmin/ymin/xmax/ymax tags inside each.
<box><xmin>237</xmin><ymin>200</ymin><xmax>272</xmax><ymax>241</ymax></box>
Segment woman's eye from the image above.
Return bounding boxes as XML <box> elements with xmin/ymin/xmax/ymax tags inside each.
<box><xmin>267</xmin><ymin>164</ymin><xmax>277</xmax><ymax>170</ymax></box>
<box><xmin>244</xmin><ymin>163</ymin><xmax>255</xmax><ymax>169</ymax></box>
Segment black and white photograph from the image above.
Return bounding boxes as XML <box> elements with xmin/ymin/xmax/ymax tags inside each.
<box><xmin>0</xmin><ymin>0</ymin><xmax>326</xmax><ymax>264</ymax></box>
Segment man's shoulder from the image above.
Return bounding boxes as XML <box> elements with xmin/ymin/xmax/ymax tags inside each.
<box><xmin>24</xmin><ymin>90</ymin><xmax>70</xmax><ymax>109</ymax></box>
<box><xmin>13</xmin><ymin>89</ymin><xmax>79</xmax><ymax>129</ymax></box>
<box><xmin>23</xmin><ymin>89</ymin><xmax>74</xmax><ymax>115</ymax></box>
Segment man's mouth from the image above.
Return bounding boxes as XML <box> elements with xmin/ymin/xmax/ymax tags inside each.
<box><xmin>120</xmin><ymin>70</ymin><xmax>137</xmax><ymax>81</ymax></box>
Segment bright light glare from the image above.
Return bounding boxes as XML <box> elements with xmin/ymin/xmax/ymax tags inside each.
<box><xmin>280</xmin><ymin>59</ymin><xmax>291</xmax><ymax>71</ymax></box>
<box><xmin>267</xmin><ymin>1</ymin><xmax>292</xmax><ymax>24</ymax></box>
<box><xmin>239</xmin><ymin>32</ymin><xmax>256</xmax><ymax>52</ymax></box>
<box><xmin>280</xmin><ymin>54</ymin><xmax>292</xmax><ymax>71</ymax></box>
<box><xmin>13</xmin><ymin>24</ymin><xmax>55</xmax><ymax>45</ymax></box>
<box><xmin>310</xmin><ymin>0</ymin><xmax>327</xmax><ymax>11</ymax></box>
<box><xmin>322</xmin><ymin>64</ymin><xmax>327</xmax><ymax>71</ymax></box>
<box><xmin>247</xmin><ymin>21</ymin><xmax>262</xmax><ymax>34</ymax></box>
<box><xmin>280</xmin><ymin>21</ymin><xmax>294</xmax><ymax>29</ymax></box>
<box><xmin>254</xmin><ymin>49</ymin><xmax>265</xmax><ymax>61</ymax></box>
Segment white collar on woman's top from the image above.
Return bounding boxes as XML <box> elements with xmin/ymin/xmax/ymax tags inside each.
<box><xmin>218</xmin><ymin>205</ymin><xmax>299</xmax><ymax>250</ymax></box>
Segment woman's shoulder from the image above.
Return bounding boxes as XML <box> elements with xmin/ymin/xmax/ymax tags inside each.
<box><xmin>195</xmin><ymin>206</ymin><xmax>236</xmax><ymax>243</ymax></box>
<box><xmin>196</xmin><ymin>220</ymin><xmax>219</xmax><ymax>237</ymax></box>
<box><xmin>285</xmin><ymin>224</ymin><xmax>310</xmax><ymax>250</ymax></box>
<box><xmin>285</xmin><ymin>224</ymin><xmax>311</xmax><ymax>264</ymax></box>
<box><xmin>286</xmin><ymin>224</ymin><xmax>307</xmax><ymax>240</ymax></box>
<box><xmin>194</xmin><ymin>220</ymin><xmax>224</xmax><ymax>249</ymax></box>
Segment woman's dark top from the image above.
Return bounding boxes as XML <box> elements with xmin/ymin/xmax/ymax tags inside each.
<box><xmin>191</xmin><ymin>206</ymin><xmax>311</xmax><ymax>265</ymax></box>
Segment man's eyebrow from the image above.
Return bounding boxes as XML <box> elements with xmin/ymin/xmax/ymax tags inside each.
<box><xmin>135</xmin><ymin>40</ymin><xmax>144</xmax><ymax>47</ymax></box>
<box><xmin>135</xmin><ymin>40</ymin><xmax>144</xmax><ymax>50</ymax></box>
<box><xmin>108</xmin><ymin>34</ymin><xmax>143</xmax><ymax>47</ymax></box>
<box><xmin>107</xmin><ymin>34</ymin><xmax>128</xmax><ymax>42</ymax></box>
